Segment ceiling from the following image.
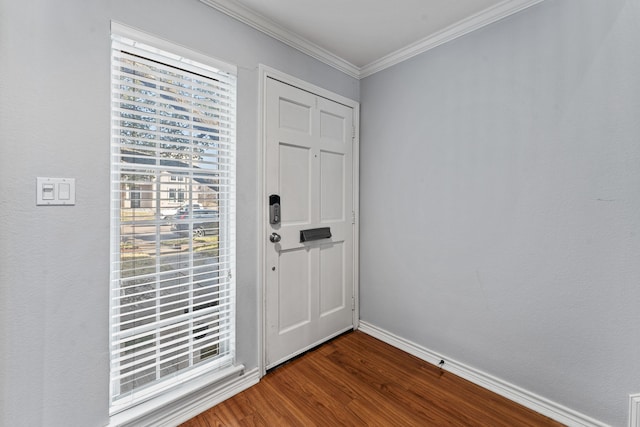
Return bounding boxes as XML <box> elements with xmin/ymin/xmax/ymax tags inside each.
<box><xmin>200</xmin><ymin>0</ymin><xmax>544</xmax><ymax>78</ymax></box>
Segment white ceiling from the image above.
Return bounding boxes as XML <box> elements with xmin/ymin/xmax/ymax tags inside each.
<box><xmin>200</xmin><ymin>0</ymin><xmax>544</xmax><ymax>78</ymax></box>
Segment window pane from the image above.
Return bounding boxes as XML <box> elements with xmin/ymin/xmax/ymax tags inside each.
<box><xmin>110</xmin><ymin>35</ymin><xmax>236</xmax><ymax>411</ymax></box>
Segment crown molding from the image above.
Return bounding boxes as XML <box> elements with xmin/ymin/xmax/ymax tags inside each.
<box><xmin>200</xmin><ymin>0</ymin><xmax>545</xmax><ymax>79</ymax></box>
<box><xmin>359</xmin><ymin>0</ymin><xmax>545</xmax><ymax>78</ymax></box>
<box><xmin>199</xmin><ymin>0</ymin><xmax>360</xmax><ymax>78</ymax></box>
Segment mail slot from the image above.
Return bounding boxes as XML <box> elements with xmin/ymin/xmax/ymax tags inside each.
<box><xmin>300</xmin><ymin>227</ymin><xmax>331</xmax><ymax>242</ymax></box>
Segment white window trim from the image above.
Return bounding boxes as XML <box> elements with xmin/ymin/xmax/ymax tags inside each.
<box><xmin>107</xmin><ymin>366</ymin><xmax>256</xmax><ymax>427</ymax></box>
<box><xmin>109</xmin><ymin>22</ymin><xmax>239</xmax><ymax>420</ymax></box>
<box><xmin>111</xmin><ymin>22</ymin><xmax>237</xmax><ymax>76</ymax></box>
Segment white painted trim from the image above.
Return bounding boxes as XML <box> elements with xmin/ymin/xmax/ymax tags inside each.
<box><xmin>358</xmin><ymin>321</ymin><xmax>609</xmax><ymax>427</ymax></box>
<box><xmin>359</xmin><ymin>0</ymin><xmax>545</xmax><ymax>77</ymax></box>
<box><xmin>199</xmin><ymin>0</ymin><xmax>360</xmax><ymax>78</ymax></box>
<box><xmin>351</xmin><ymin>103</ymin><xmax>361</xmax><ymax>331</ymax></box>
<box><xmin>630</xmin><ymin>394</ymin><xmax>640</xmax><ymax>427</ymax></box>
<box><xmin>200</xmin><ymin>0</ymin><xmax>544</xmax><ymax>79</ymax></box>
<box><xmin>108</xmin><ymin>367</ymin><xmax>259</xmax><ymax>427</ymax></box>
<box><xmin>258</xmin><ymin>65</ymin><xmax>360</xmax><ymax>373</ymax></box>
<box><xmin>258</xmin><ymin>63</ymin><xmax>268</xmax><ymax>377</ymax></box>
<box><xmin>259</xmin><ymin>65</ymin><xmax>360</xmax><ymax>110</ymax></box>
<box><xmin>111</xmin><ymin>21</ymin><xmax>237</xmax><ymax>75</ymax></box>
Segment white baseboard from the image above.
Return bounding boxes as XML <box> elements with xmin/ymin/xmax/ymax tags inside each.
<box><xmin>358</xmin><ymin>321</ymin><xmax>608</xmax><ymax>427</ymax></box>
<box><xmin>113</xmin><ymin>367</ymin><xmax>260</xmax><ymax>427</ymax></box>
<box><xmin>630</xmin><ymin>394</ymin><xmax>640</xmax><ymax>427</ymax></box>
<box><xmin>160</xmin><ymin>368</ymin><xmax>260</xmax><ymax>427</ymax></box>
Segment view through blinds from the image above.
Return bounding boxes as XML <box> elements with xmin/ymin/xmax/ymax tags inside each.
<box><xmin>110</xmin><ymin>32</ymin><xmax>236</xmax><ymax>411</ymax></box>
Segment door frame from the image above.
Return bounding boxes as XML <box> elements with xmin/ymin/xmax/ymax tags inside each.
<box><xmin>257</xmin><ymin>65</ymin><xmax>360</xmax><ymax>376</ymax></box>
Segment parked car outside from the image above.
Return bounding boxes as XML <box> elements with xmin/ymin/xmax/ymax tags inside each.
<box><xmin>170</xmin><ymin>209</ymin><xmax>219</xmax><ymax>237</ymax></box>
<box><xmin>161</xmin><ymin>202</ymin><xmax>202</xmax><ymax>219</ymax></box>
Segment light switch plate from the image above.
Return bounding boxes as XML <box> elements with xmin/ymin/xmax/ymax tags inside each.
<box><xmin>36</xmin><ymin>177</ymin><xmax>76</xmax><ymax>206</ymax></box>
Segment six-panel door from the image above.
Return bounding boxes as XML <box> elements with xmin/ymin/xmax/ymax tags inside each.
<box><xmin>265</xmin><ymin>77</ymin><xmax>355</xmax><ymax>369</ymax></box>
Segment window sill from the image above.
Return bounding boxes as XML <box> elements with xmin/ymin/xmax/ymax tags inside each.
<box><xmin>107</xmin><ymin>364</ymin><xmax>257</xmax><ymax>427</ymax></box>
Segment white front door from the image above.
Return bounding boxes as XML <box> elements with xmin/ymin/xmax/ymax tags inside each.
<box><xmin>265</xmin><ymin>77</ymin><xmax>355</xmax><ymax>369</ymax></box>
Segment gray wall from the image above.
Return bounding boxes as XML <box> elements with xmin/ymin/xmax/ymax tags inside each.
<box><xmin>360</xmin><ymin>0</ymin><xmax>639</xmax><ymax>425</ymax></box>
<box><xmin>2</xmin><ymin>0</ymin><xmax>638</xmax><ymax>425</ymax></box>
<box><xmin>0</xmin><ymin>0</ymin><xmax>358</xmax><ymax>426</ymax></box>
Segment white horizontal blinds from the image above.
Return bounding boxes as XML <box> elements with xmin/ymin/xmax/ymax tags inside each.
<box><xmin>110</xmin><ymin>32</ymin><xmax>236</xmax><ymax>411</ymax></box>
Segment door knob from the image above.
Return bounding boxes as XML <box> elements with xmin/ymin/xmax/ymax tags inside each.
<box><xmin>270</xmin><ymin>232</ymin><xmax>281</xmax><ymax>243</ymax></box>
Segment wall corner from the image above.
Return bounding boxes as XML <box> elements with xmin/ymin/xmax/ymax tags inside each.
<box><xmin>630</xmin><ymin>394</ymin><xmax>640</xmax><ymax>427</ymax></box>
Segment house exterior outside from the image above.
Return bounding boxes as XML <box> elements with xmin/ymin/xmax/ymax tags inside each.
<box><xmin>121</xmin><ymin>171</ymin><xmax>218</xmax><ymax>211</ymax></box>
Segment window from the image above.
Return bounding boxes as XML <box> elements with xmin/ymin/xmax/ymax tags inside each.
<box><xmin>110</xmin><ymin>26</ymin><xmax>236</xmax><ymax>413</ymax></box>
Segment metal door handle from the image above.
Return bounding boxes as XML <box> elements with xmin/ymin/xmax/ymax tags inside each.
<box><xmin>270</xmin><ymin>232</ymin><xmax>281</xmax><ymax>243</ymax></box>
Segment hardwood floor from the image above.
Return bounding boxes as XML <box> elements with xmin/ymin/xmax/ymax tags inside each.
<box><xmin>180</xmin><ymin>331</ymin><xmax>562</xmax><ymax>426</ymax></box>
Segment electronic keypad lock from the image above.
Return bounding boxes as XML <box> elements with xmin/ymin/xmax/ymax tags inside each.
<box><xmin>269</xmin><ymin>194</ymin><xmax>281</xmax><ymax>224</ymax></box>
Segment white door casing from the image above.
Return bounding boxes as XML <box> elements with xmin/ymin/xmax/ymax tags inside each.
<box><xmin>263</xmin><ymin>73</ymin><xmax>358</xmax><ymax>370</ymax></box>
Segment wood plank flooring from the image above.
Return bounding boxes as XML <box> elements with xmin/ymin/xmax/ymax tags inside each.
<box><xmin>180</xmin><ymin>331</ymin><xmax>563</xmax><ymax>426</ymax></box>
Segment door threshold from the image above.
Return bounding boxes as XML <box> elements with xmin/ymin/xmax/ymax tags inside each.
<box><xmin>266</xmin><ymin>329</ymin><xmax>354</xmax><ymax>374</ymax></box>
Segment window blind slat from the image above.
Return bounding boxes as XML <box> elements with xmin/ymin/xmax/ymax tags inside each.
<box><xmin>111</xmin><ymin>100</ymin><xmax>236</xmax><ymax>129</ymax></box>
<box><xmin>111</xmin><ymin>311</ymin><xmax>233</xmax><ymax>349</ymax></box>
<box><xmin>111</xmin><ymin>308</ymin><xmax>233</xmax><ymax>350</ymax></box>
<box><xmin>112</xmin><ymin>300</ymin><xmax>233</xmax><ymax>331</ymax></box>
<box><xmin>111</xmin><ymin>120</ymin><xmax>235</xmax><ymax>144</ymax></box>
<box><xmin>111</xmin><ymin>53</ymin><xmax>236</xmax><ymax>94</ymax></box>
<box><xmin>110</xmin><ymin>31</ymin><xmax>236</xmax><ymax>412</ymax></box>
<box><xmin>112</xmin><ymin>324</ymin><xmax>232</xmax><ymax>366</ymax></box>
<box><xmin>111</xmin><ymin>68</ymin><xmax>235</xmax><ymax>113</ymax></box>
<box><xmin>110</xmin><ymin>78</ymin><xmax>236</xmax><ymax>115</ymax></box>
<box><xmin>113</xmin><ymin>340</ymin><xmax>232</xmax><ymax>381</ymax></box>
